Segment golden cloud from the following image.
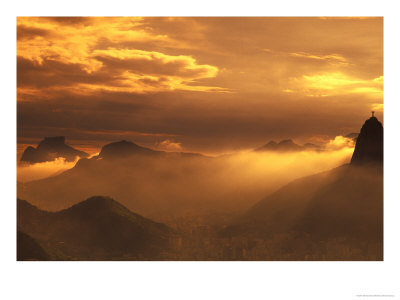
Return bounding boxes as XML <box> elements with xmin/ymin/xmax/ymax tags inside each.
<box><xmin>285</xmin><ymin>72</ymin><xmax>383</xmax><ymax>98</ymax></box>
<box><xmin>325</xmin><ymin>135</ymin><xmax>355</xmax><ymax>150</ymax></box>
<box><xmin>17</xmin><ymin>17</ymin><xmax>223</xmax><ymax>94</ymax></box>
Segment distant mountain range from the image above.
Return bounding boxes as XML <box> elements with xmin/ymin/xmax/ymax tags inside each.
<box><xmin>21</xmin><ymin>132</ymin><xmax>359</xmax><ymax>164</ymax></box>
<box><xmin>21</xmin><ymin>136</ymin><xmax>89</xmax><ymax>163</ymax></box>
<box><xmin>255</xmin><ymin>139</ymin><xmax>322</xmax><ymax>152</ymax></box>
<box><xmin>15</xmin><ymin>131</ymin><xmax>362</xmax><ymax>220</ymax></box>
<box><xmin>17</xmin><ymin>139</ymin><xmax>217</xmax><ymax>217</ymax></box>
<box><xmin>255</xmin><ymin>133</ymin><xmax>360</xmax><ymax>153</ymax></box>
<box><xmin>221</xmin><ymin>116</ymin><xmax>383</xmax><ymax>260</ymax></box>
<box><xmin>17</xmin><ymin>196</ymin><xmax>175</xmax><ymax>260</ymax></box>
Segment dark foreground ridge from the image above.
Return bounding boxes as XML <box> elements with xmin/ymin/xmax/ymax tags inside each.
<box><xmin>17</xmin><ymin>230</ymin><xmax>50</xmax><ymax>260</ymax></box>
<box><xmin>17</xmin><ymin>196</ymin><xmax>175</xmax><ymax>260</ymax></box>
<box><xmin>351</xmin><ymin>116</ymin><xmax>383</xmax><ymax>165</ymax></box>
<box><xmin>20</xmin><ymin>136</ymin><xmax>89</xmax><ymax>163</ymax></box>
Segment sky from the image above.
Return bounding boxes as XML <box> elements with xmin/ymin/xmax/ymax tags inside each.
<box><xmin>17</xmin><ymin>17</ymin><xmax>383</xmax><ymax>155</ymax></box>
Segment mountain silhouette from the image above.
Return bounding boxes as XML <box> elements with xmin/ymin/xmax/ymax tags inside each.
<box><xmin>222</xmin><ymin>115</ymin><xmax>383</xmax><ymax>260</ymax></box>
<box><xmin>255</xmin><ymin>139</ymin><xmax>321</xmax><ymax>152</ymax></box>
<box><xmin>98</xmin><ymin>140</ymin><xmax>159</xmax><ymax>160</ymax></box>
<box><xmin>18</xmin><ymin>139</ymin><xmax>211</xmax><ymax>216</ymax></box>
<box><xmin>350</xmin><ymin>116</ymin><xmax>383</xmax><ymax>165</ymax></box>
<box><xmin>20</xmin><ymin>136</ymin><xmax>89</xmax><ymax>163</ymax></box>
<box><xmin>17</xmin><ymin>196</ymin><xmax>175</xmax><ymax>260</ymax></box>
<box><xmin>95</xmin><ymin>139</ymin><xmax>205</xmax><ymax>160</ymax></box>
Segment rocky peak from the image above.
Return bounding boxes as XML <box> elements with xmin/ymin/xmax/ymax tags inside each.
<box><xmin>20</xmin><ymin>136</ymin><xmax>88</xmax><ymax>163</ymax></box>
<box><xmin>350</xmin><ymin>116</ymin><xmax>383</xmax><ymax>165</ymax></box>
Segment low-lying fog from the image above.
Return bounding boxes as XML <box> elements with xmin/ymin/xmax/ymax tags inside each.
<box><xmin>17</xmin><ymin>136</ymin><xmax>355</xmax><ymax>221</ymax></box>
<box><xmin>18</xmin><ymin>157</ymin><xmax>81</xmax><ymax>182</ymax></box>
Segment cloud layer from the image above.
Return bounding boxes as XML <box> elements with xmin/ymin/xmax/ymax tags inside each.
<box><xmin>17</xmin><ymin>17</ymin><xmax>383</xmax><ymax>154</ymax></box>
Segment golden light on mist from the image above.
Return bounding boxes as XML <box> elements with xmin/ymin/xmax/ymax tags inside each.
<box><xmin>326</xmin><ymin>136</ymin><xmax>355</xmax><ymax>150</ymax></box>
<box><xmin>17</xmin><ymin>157</ymin><xmax>79</xmax><ymax>182</ymax></box>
